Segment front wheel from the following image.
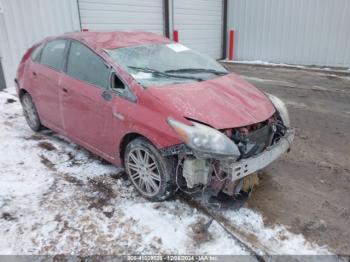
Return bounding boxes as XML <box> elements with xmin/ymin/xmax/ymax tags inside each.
<box><xmin>21</xmin><ymin>93</ymin><xmax>42</xmax><ymax>132</ymax></box>
<box><xmin>124</xmin><ymin>138</ymin><xmax>176</xmax><ymax>201</ymax></box>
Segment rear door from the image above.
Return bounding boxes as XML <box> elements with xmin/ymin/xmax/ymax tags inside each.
<box><xmin>31</xmin><ymin>40</ymin><xmax>68</xmax><ymax>131</ymax></box>
<box><xmin>60</xmin><ymin>40</ymin><xmax>115</xmax><ymax>158</ymax></box>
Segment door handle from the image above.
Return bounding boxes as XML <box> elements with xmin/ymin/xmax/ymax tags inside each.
<box><xmin>32</xmin><ymin>71</ymin><xmax>37</xmax><ymax>77</ymax></box>
<box><xmin>62</xmin><ymin>87</ymin><xmax>68</xmax><ymax>93</ymax></box>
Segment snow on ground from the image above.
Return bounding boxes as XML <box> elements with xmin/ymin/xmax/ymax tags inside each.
<box><xmin>0</xmin><ymin>90</ymin><xmax>331</xmax><ymax>256</ymax></box>
<box><xmin>223</xmin><ymin>60</ymin><xmax>350</xmax><ymax>73</ymax></box>
<box><xmin>223</xmin><ymin>60</ymin><xmax>307</xmax><ymax>68</ymax></box>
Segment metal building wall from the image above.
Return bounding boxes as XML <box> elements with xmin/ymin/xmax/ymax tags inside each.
<box><xmin>0</xmin><ymin>0</ymin><xmax>80</xmax><ymax>89</ymax></box>
<box><xmin>228</xmin><ymin>0</ymin><xmax>350</xmax><ymax>68</ymax></box>
<box><xmin>0</xmin><ymin>31</ymin><xmax>5</xmax><ymax>90</ymax></box>
<box><xmin>0</xmin><ymin>59</ymin><xmax>5</xmax><ymax>90</ymax></box>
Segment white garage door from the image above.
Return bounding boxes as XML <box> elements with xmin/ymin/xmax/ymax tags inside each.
<box><xmin>173</xmin><ymin>0</ymin><xmax>223</xmax><ymax>59</ymax></box>
<box><xmin>78</xmin><ymin>0</ymin><xmax>164</xmax><ymax>35</ymax></box>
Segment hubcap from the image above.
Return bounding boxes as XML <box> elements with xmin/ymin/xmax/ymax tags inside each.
<box><xmin>126</xmin><ymin>148</ymin><xmax>161</xmax><ymax>196</ymax></box>
<box><xmin>22</xmin><ymin>96</ymin><xmax>37</xmax><ymax>128</ymax></box>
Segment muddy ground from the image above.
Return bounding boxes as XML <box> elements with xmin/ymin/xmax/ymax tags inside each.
<box><xmin>225</xmin><ymin>64</ymin><xmax>350</xmax><ymax>255</ymax></box>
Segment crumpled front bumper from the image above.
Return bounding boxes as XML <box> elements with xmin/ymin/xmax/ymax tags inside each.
<box><xmin>220</xmin><ymin>129</ymin><xmax>295</xmax><ymax>181</ymax></box>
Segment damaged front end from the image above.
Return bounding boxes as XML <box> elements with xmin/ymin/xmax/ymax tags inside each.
<box><xmin>163</xmin><ymin>109</ymin><xmax>294</xmax><ymax>198</ymax></box>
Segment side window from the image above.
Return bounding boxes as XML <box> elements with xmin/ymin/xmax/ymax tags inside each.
<box><xmin>31</xmin><ymin>44</ymin><xmax>44</xmax><ymax>62</ymax></box>
<box><xmin>40</xmin><ymin>40</ymin><xmax>67</xmax><ymax>71</ymax></box>
<box><xmin>111</xmin><ymin>72</ymin><xmax>136</xmax><ymax>102</ymax></box>
<box><xmin>111</xmin><ymin>73</ymin><xmax>125</xmax><ymax>91</ymax></box>
<box><xmin>67</xmin><ymin>41</ymin><xmax>110</xmax><ymax>89</ymax></box>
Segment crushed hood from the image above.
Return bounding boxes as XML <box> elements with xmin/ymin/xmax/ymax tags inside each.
<box><xmin>147</xmin><ymin>73</ymin><xmax>275</xmax><ymax>129</ymax></box>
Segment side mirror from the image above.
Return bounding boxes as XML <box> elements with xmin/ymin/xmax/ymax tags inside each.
<box><xmin>111</xmin><ymin>72</ymin><xmax>137</xmax><ymax>103</ymax></box>
<box><xmin>121</xmin><ymin>88</ymin><xmax>137</xmax><ymax>103</ymax></box>
<box><xmin>101</xmin><ymin>90</ymin><xmax>113</xmax><ymax>101</ymax></box>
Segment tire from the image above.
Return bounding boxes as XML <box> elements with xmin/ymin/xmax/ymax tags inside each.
<box><xmin>21</xmin><ymin>93</ymin><xmax>42</xmax><ymax>132</ymax></box>
<box><xmin>124</xmin><ymin>137</ymin><xmax>176</xmax><ymax>201</ymax></box>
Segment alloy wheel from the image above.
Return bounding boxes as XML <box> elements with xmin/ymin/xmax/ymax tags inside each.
<box><xmin>22</xmin><ymin>95</ymin><xmax>39</xmax><ymax>130</ymax></box>
<box><xmin>126</xmin><ymin>148</ymin><xmax>161</xmax><ymax>197</ymax></box>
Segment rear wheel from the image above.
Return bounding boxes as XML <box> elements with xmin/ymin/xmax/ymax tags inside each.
<box><xmin>21</xmin><ymin>93</ymin><xmax>42</xmax><ymax>132</ymax></box>
<box><xmin>124</xmin><ymin>138</ymin><xmax>176</xmax><ymax>201</ymax></box>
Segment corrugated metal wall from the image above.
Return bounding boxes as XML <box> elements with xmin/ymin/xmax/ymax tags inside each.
<box><xmin>0</xmin><ymin>0</ymin><xmax>80</xmax><ymax>88</ymax></box>
<box><xmin>228</xmin><ymin>0</ymin><xmax>350</xmax><ymax>68</ymax></box>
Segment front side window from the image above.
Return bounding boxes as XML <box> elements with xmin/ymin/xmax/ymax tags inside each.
<box><xmin>40</xmin><ymin>40</ymin><xmax>67</xmax><ymax>71</ymax></box>
<box><xmin>67</xmin><ymin>41</ymin><xmax>110</xmax><ymax>89</ymax></box>
<box><xmin>107</xmin><ymin>43</ymin><xmax>228</xmax><ymax>87</ymax></box>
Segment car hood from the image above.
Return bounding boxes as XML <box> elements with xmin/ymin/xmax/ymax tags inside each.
<box><xmin>147</xmin><ymin>73</ymin><xmax>275</xmax><ymax>129</ymax></box>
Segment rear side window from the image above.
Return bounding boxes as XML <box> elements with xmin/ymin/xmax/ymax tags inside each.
<box><xmin>31</xmin><ymin>44</ymin><xmax>44</xmax><ymax>62</ymax></box>
<box><xmin>40</xmin><ymin>40</ymin><xmax>67</xmax><ymax>71</ymax></box>
<box><xmin>66</xmin><ymin>41</ymin><xmax>110</xmax><ymax>89</ymax></box>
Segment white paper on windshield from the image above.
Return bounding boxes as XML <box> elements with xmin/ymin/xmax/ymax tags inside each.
<box><xmin>166</xmin><ymin>43</ymin><xmax>191</xmax><ymax>52</ymax></box>
<box><xmin>132</xmin><ymin>72</ymin><xmax>153</xmax><ymax>79</ymax></box>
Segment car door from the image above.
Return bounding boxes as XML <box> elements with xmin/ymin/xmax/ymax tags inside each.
<box><xmin>30</xmin><ymin>39</ymin><xmax>68</xmax><ymax>132</ymax></box>
<box><xmin>60</xmin><ymin>40</ymin><xmax>116</xmax><ymax>158</ymax></box>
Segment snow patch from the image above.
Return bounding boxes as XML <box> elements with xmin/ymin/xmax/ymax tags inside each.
<box><xmin>0</xmin><ymin>90</ymin><xmax>332</xmax><ymax>255</ymax></box>
<box><xmin>223</xmin><ymin>60</ymin><xmax>350</xmax><ymax>73</ymax></box>
<box><xmin>225</xmin><ymin>208</ymin><xmax>330</xmax><ymax>255</ymax></box>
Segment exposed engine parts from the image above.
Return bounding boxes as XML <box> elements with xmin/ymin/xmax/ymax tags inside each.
<box><xmin>177</xmin><ymin>156</ymin><xmax>259</xmax><ymax>196</ymax></box>
<box><xmin>225</xmin><ymin>114</ymin><xmax>288</xmax><ymax>160</ymax></box>
<box><xmin>182</xmin><ymin>158</ymin><xmax>212</xmax><ymax>188</ymax></box>
<box><xmin>173</xmin><ymin>114</ymin><xmax>293</xmax><ymax>198</ymax></box>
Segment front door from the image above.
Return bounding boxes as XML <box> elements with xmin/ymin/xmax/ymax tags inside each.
<box><xmin>60</xmin><ymin>41</ymin><xmax>115</xmax><ymax>158</ymax></box>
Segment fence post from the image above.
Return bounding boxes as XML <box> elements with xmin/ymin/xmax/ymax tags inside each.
<box><xmin>173</xmin><ymin>30</ymin><xmax>179</xmax><ymax>42</ymax></box>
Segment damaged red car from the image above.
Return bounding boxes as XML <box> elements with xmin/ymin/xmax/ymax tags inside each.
<box><xmin>16</xmin><ymin>31</ymin><xmax>294</xmax><ymax>201</ymax></box>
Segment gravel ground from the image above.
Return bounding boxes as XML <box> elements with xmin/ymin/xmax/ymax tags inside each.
<box><xmin>225</xmin><ymin>63</ymin><xmax>350</xmax><ymax>255</ymax></box>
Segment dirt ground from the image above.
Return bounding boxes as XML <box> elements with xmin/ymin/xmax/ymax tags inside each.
<box><xmin>225</xmin><ymin>64</ymin><xmax>350</xmax><ymax>255</ymax></box>
<box><xmin>1</xmin><ymin>64</ymin><xmax>349</xmax><ymax>256</ymax></box>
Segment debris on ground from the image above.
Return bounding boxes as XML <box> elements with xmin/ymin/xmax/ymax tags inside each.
<box><xmin>5</xmin><ymin>98</ymin><xmax>16</xmax><ymax>104</ymax></box>
<box><xmin>0</xmin><ymin>77</ymin><xmax>341</xmax><ymax>255</ymax></box>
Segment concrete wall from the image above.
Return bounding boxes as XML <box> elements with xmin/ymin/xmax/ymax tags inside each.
<box><xmin>0</xmin><ymin>0</ymin><xmax>80</xmax><ymax>88</ymax></box>
<box><xmin>228</xmin><ymin>0</ymin><xmax>350</xmax><ymax>68</ymax></box>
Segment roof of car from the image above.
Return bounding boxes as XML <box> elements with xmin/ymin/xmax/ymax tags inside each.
<box><xmin>63</xmin><ymin>31</ymin><xmax>172</xmax><ymax>51</ymax></box>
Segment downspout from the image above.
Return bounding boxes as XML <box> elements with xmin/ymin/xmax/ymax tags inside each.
<box><xmin>76</xmin><ymin>0</ymin><xmax>82</xmax><ymax>31</ymax></box>
<box><xmin>222</xmin><ymin>0</ymin><xmax>229</xmax><ymax>60</ymax></box>
<box><xmin>163</xmin><ymin>0</ymin><xmax>174</xmax><ymax>39</ymax></box>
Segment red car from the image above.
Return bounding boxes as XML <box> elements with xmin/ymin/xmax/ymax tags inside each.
<box><xmin>16</xmin><ymin>31</ymin><xmax>294</xmax><ymax>201</ymax></box>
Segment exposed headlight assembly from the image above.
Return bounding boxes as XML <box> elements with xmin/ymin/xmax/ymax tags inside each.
<box><xmin>168</xmin><ymin>118</ymin><xmax>240</xmax><ymax>158</ymax></box>
<box><xmin>267</xmin><ymin>93</ymin><xmax>291</xmax><ymax>127</ymax></box>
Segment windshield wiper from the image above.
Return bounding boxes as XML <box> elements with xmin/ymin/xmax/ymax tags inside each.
<box><xmin>129</xmin><ymin>66</ymin><xmax>203</xmax><ymax>81</ymax></box>
<box><xmin>164</xmin><ymin>68</ymin><xmax>228</xmax><ymax>76</ymax></box>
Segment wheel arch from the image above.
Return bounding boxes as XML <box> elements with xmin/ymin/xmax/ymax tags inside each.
<box><xmin>18</xmin><ymin>88</ymin><xmax>29</xmax><ymax>101</ymax></box>
<box><xmin>119</xmin><ymin>132</ymin><xmax>156</xmax><ymax>164</ymax></box>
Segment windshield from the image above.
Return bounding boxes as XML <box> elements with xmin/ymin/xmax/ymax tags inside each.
<box><xmin>107</xmin><ymin>43</ymin><xmax>228</xmax><ymax>87</ymax></box>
